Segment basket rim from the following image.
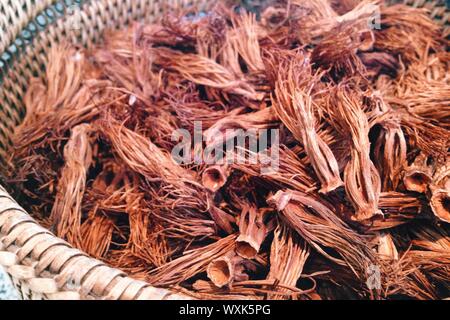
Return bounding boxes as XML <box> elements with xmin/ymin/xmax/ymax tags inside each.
<box><xmin>0</xmin><ymin>185</ymin><xmax>192</xmax><ymax>299</ymax></box>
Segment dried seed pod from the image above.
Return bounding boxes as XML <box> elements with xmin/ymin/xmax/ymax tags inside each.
<box><xmin>292</xmin><ymin>90</ymin><xmax>344</xmax><ymax>193</ymax></box>
<box><xmin>311</xmin><ymin>22</ymin><xmax>365</xmax><ymax>77</ymax></box>
<box><xmin>306</xmin><ymin>1</ymin><xmax>381</xmax><ymax>77</ymax></box>
<box><xmin>270</xmin><ymin>53</ymin><xmax>343</xmax><ymax>193</ymax></box>
<box><xmin>154</xmin><ymin>47</ymin><xmax>263</xmax><ymax>100</ymax></box>
<box><xmin>403</xmin><ymin>153</ymin><xmax>433</xmax><ymax>194</ymax></box>
<box><xmin>268</xmin><ymin>190</ymin><xmax>379</xmax><ymax>284</ymax></box>
<box><xmin>330</xmin><ymin>86</ymin><xmax>382</xmax><ymax>221</ymax></box>
<box><xmin>207</xmin><ymin>251</ymin><xmax>249</xmax><ymax>288</ymax></box>
<box><xmin>372</xmin><ymin>95</ymin><xmax>407</xmax><ymax>192</ymax></box>
<box><xmin>235</xmin><ymin>205</ymin><xmax>273</xmax><ymax>259</ymax></box>
<box><xmin>429</xmin><ymin>190</ymin><xmax>450</xmax><ymax>223</ymax></box>
<box><xmin>202</xmin><ymin>164</ymin><xmax>230</xmax><ymax>193</ymax></box>
<box><xmin>344</xmin><ymin>157</ymin><xmax>382</xmax><ymax>221</ymax></box>
<box><xmin>148</xmin><ymin>234</ymin><xmax>237</xmax><ymax>286</ymax></box>
<box><xmin>50</xmin><ymin>124</ymin><xmax>94</xmax><ymax>247</ymax></box>
<box><xmin>373</xmin><ymin>121</ymin><xmax>407</xmax><ymax>192</ymax></box>
<box><xmin>429</xmin><ymin>160</ymin><xmax>450</xmax><ymax>223</ymax></box>
<box><xmin>203</xmin><ymin>107</ymin><xmax>278</xmax><ymax>149</ymax></box>
<box><xmin>378</xmin><ymin>191</ymin><xmax>424</xmax><ymax>216</ymax></box>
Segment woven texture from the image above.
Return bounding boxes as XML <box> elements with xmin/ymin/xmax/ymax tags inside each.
<box><xmin>0</xmin><ymin>0</ymin><xmax>448</xmax><ymax>300</ymax></box>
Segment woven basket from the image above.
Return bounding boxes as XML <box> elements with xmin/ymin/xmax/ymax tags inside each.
<box><xmin>0</xmin><ymin>0</ymin><xmax>448</xmax><ymax>300</ymax></box>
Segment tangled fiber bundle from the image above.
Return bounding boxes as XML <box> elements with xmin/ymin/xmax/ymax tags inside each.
<box><xmin>7</xmin><ymin>0</ymin><xmax>450</xmax><ymax>300</ymax></box>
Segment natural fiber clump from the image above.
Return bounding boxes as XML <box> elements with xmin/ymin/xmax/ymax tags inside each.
<box><xmin>7</xmin><ymin>0</ymin><xmax>449</xmax><ymax>300</ymax></box>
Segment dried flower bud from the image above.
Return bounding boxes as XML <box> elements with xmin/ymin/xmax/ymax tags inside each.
<box><xmin>202</xmin><ymin>165</ymin><xmax>230</xmax><ymax>193</ymax></box>
<box><xmin>235</xmin><ymin>205</ymin><xmax>273</xmax><ymax>259</ymax></box>
<box><xmin>206</xmin><ymin>251</ymin><xmax>248</xmax><ymax>288</ymax></box>
<box><xmin>154</xmin><ymin>47</ymin><xmax>262</xmax><ymax>100</ymax></box>
<box><xmin>403</xmin><ymin>153</ymin><xmax>433</xmax><ymax>194</ymax></box>
<box><xmin>429</xmin><ymin>190</ymin><xmax>450</xmax><ymax>223</ymax></box>
<box><xmin>50</xmin><ymin>124</ymin><xmax>94</xmax><ymax>247</ymax></box>
<box><xmin>329</xmin><ymin>87</ymin><xmax>382</xmax><ymax>221</ymax></box>
<box><xmin>374</xmin><ymin>121</ymin><xmax>407</xmax><ymax>191</ymax></box>
<box><xmin>203</xmin><ymin>107</ymin><xmax>278</xmax><ymax>150</ymax></box>
<box><xmin>270</xmin><ymin>53</ymin><xmax>343</xmax><ymax>193</ymax></box>
<box><xmin>268</xmin><ymin>190</ymin><xmax>379</xmax><ymax>285</ymax></box>
<box><xmin>429</xmin><ymin>160</ymin><xmax>450</xmax><ymax>223</ymax></box>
